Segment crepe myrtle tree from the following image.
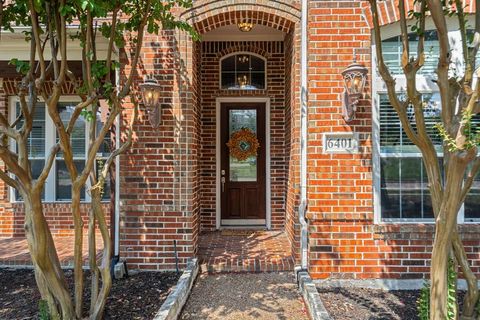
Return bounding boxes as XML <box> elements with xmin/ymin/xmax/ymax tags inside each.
<box><xmin>369</xmin><ymin>0</ymin><xmax>480</xmax><ymax>319</ymax></box>
<box><xmin>0</xmin><ymin>0</ymin><xmax>198</xmax><ymax>319</ymax></box>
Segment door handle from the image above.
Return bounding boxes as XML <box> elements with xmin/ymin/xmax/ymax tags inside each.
<box><xmin>221</xmin><ymin>176</ymin><xmax>226</xmax><ymax>192</ymax></box>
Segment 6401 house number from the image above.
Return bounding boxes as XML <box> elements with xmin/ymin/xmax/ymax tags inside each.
<box><xmin>323</xmin><ymin>132</ymin><xmax>359</xmax><ymax>154</ymax></box>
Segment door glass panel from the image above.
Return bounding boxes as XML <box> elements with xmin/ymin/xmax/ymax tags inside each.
<box><xmin>229</xmin><ymin>109</ymin><xmax>257</xmax><ymax>182</ymax></box>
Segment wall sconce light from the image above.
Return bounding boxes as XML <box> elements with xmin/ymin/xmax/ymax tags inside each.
<box><xmin>341</xmin><ymin>51</ymin><xmax>368</xmax><ymax>122</ymax></box>
<box><xmin>139</xmin><ymin>79</ymin><xmax>162</xmax><ymax>128</ymax></box>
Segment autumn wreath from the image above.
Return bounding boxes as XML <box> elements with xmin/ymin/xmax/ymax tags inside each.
<box><xmin>226</xmin><ymin>128</ymin><xmax>260</xmax><ymax>161</ymax></box>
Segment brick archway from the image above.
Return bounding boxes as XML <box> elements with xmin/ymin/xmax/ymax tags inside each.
<box><xmin>180</xmin><ymin>0</ymin><xmax>301</xmax><ymax>34</ymax></box>
<box><xmin>176</xmin><ymin>0</ymin><xmax>303</xmax><ymax>267</ymax></box>
<box><xmin>215</xmin><ymin>45</ymin><xmax>270</xmax><ymax>60</ymax></box>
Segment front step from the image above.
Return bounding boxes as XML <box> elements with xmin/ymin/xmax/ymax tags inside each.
<box><xmin>199</xmin><ymin>256</ymin><xmax>295</xmax><ymax>273</ymax></box>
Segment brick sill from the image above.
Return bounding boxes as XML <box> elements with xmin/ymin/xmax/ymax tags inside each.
<box><xmin>374</xmin><ymin>224</ymin><xmax>480</xmax><ymax>234</ymax></box>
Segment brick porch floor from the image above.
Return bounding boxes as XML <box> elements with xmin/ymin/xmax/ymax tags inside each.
<box><xmin>0</xmin><ymin>234</ymin><xmax>102</xmax><ymax>268</ymax></box>
<box><xmin>198</xmin><ymin>231</ymin><xmax>295</xmax><ymax>273</ymax></box>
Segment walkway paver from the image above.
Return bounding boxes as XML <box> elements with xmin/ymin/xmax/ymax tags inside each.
<box><xmin>180</xmin><ymin>272</ymin><xmax>309</xmax><ymax>320</ymax></box>
<box><xmin>198</xmin><ymin>231</ymin><xmax>294</xmax><ymax>272</ymax></box>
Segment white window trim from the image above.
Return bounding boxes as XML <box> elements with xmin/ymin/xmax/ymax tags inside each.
<box><xmin>372</xmin><ymin>41</ymin><xmax>479</xmax><ymax>224</ymax></box>
<box><xmin>8</xmin><ymin>96</ymin><xmax>102</xmax><ymax>204</ymax></box>
<box><xmin>219</xmin><ymin>51</ymin><xmax>267</xmax><ymax>91</ymax></box>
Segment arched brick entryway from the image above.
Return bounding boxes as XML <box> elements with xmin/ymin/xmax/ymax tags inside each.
<box><xmin>176</xmin><ymin>0</ymin><xmax>303</xmax><ymax>269</ymax></box>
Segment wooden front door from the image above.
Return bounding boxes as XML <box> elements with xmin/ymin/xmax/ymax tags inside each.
<box><xmin>220</xmin><ymin>103</ymin><xmax>266</xmax><ymax>223</ymax></box>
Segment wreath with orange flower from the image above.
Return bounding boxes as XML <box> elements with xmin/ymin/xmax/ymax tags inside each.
<box><xmin>227</xmin><ymin>128</ymin><xmax>260</xmax><ymax>161</ymax></box>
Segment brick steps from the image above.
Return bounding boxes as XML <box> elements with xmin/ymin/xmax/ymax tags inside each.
<box><xmin>198</xmin><ymin>230</ymin><xmax>294</xmax><ymax>273</ymax></box>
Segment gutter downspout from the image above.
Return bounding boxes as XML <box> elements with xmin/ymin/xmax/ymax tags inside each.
<box><xmin>299</xmin><ymin>0</ymin><xmax>309</xmax><ymax>271</ymax></box>
<box><xmin>114</xmin><ymin>65</ymin><xmax>121</xmax><ymax>260</ymax></box>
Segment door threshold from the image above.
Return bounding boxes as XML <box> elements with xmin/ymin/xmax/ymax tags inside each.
<box><xmin>219</xmin><ymin>225</ymin><xmax>267</xmax><ymax>230</ymax></box>
<box><xmin>221</xmin><ymin>219</ymin><xmax>266</xmax><ymax>226</ymax></box>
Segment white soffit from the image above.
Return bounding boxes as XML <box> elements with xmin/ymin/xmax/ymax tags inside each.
<box><xmin>202</xmin><ymin>24</ymin><xmax>285</xmax><ymax>42</ymax></box>
<box><xmin>0</xmin><ymin>26</ymin><xmax>114</xmax><ymax>61</ymax></box>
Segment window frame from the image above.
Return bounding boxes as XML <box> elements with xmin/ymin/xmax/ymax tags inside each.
<box><xmin>219</xmin><ymin>52</ymin><xmax>267</xmax><ymax>91</ymax></box>
<box><xmin>8</xmin><ymin>96</ymin><xmax>109</xmax><ymax>203</ymax></box>
<box><xmin>372</xmin><ymin>34</ymin><xmax>479</xmax><ymax>224</ymax></box>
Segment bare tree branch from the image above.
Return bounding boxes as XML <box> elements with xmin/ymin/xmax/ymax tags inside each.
<box><xmin>47</xmin><ymin>3</ymin><xmax>60</xmax><ymax>80</ymax></box>
<box><xmin>97</xmin><ymin>99</ymin><xmax>138</xmax><ymax>186</ymax></box>
<box><xmin>56</xmin><ymin>0</ymin><xmax>67</xmax><ymax>87</ymax></box>
<box><xmin>426</xmin><ymin>0</ymin><xmax>452</xmax><ymax>130</ymax></box>
<box><xmin>28</xmin><ymin>0</ymin><xmax>46</xmax><ymax>85</ymax></box>
<box><xmin>0</xmin><ymin>168</ymin><xmax>21</xmax><ymax>190</ymax></box>
<box><xmin>369</xmin><ymin>0</ymin><xmax>422</xmax><ymax>146</ymax></box>
<box><xmin>66</xmin><ymin>96</ymin><xmax>97</xmax><ymax>135</ymax></box>
<box><xmin>0</xmin><ymin>145</ymin><xmax>29</xmax><ymax>186</ymax></box>
<box><xmin>105</xmin><ymin>5</ymin><xmax>120</xmax><ymax>84</ymax></box>
<box><xmin>18</xmin><ymin>95</ymin><xmax>33</xmax><ymax>137</ymax></box>
<box><xmin>413</xmin><ymin>0</ymin><xmax>427</xmax><ymax>71</ymax></box>
<box><xmin>33</xmin><ymin>143</ymin><xmax>60</xmax><ymax>192</ymax></box>
<box><xmin>399</xmin><ymin>0</ymin><xmax>410</xmax><ymax>69</ymax></box>
<box><xmin>84</xmin><ymin>8</ymin><xmax>94</xmax><ymax>93</ymax></box>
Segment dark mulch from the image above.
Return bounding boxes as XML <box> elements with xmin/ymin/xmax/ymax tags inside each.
<box><xmin>318</xmin><ymin>287</ymin><xmax>421</xmax><ymax>320</ymax></box>
<box><xmin>0</xmin><ymin>268</ymin><xmax>180</xmax><ymax>320</ymax></box>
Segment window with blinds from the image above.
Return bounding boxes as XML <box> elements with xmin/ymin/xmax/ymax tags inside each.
<box><xmin>13</xmin><ymin>100</ymin><xmax>111</xmax><ymax>202</ymax></box>
<box><xmin>379</xmin><ymin>94</ymin><xmax>480</xmax><ymax>220</ymax></box>
<box><xmin>381</xmin><ymin>31</ymin><xmax>440</xmax><ymax>76</ymax></box>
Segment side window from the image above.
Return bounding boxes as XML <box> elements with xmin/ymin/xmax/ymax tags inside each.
<box><xmin>12</xmin><ymin>99</ymin><xmax>113</xmax><ymax>202</ymax></box>
<box><xmin>379</xmin><ymin>94</ymin><xmax>442</xmax><ymax>220</ymax></box>
<box><xmin>377</xmin><ymin>29</ymin><xmax>480</xmax><ymax>222</ymax></box>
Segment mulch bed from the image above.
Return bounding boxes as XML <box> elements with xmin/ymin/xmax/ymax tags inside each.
<box><xmin>0</xmin><ymin>268</ymin><xmax>180</xmax><ymax>320</ymax></box>
<box><xmin>318</xmin><ymin>288</ymin><xmax>421</xmax><ymax>320</ymax></box>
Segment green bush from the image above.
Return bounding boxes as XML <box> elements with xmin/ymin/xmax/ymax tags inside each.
<box><xmin>417</xmin><ymin>259</ymin><xmax>457</xmax><ymax>320</ymax></box>
<box><xmin>38</xmin><ymin>300</ymin><xmax>50</xmax><ymax>320</ymax></box>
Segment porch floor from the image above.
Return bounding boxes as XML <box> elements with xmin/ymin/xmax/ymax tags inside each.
<box><xmin>0</xmin><ymin>234</ymin><xmax>102</xmax><ymax>268</ymax></box>
<box><xmin>198</xmin><ymin>230</ymin><xmax>295</xmax><ymax>273</ymax></box>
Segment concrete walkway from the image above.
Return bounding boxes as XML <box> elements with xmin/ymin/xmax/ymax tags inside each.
<box><xmin>180</xmin><ymin>273</ymin><xmax>309</xmax><ymax>320</ymax></box>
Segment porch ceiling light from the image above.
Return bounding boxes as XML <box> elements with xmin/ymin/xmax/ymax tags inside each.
<box><xmin>238</xmin><ymin>21</ymin><xmax>254</xmax><ymax>32</ymax></box>
<box><xmin>140</xmin><ymin>79</ymin><xmax>162</xmax><ymax>128</ymax></box>
<box><xmin>341</xmin><ymin>52</ymin><xmax>368</xmax><ymax>122</ymax></box>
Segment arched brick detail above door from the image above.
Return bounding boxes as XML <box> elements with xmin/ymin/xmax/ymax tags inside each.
<box><xmin>180</xmin><ymin>0</ymin><xmax>301</xmax><ymax>34</ymax></box>
<box><xmin>215</xmin><ymin>44</ymin><xmax>270</xmax><ymax>60</ymax></box>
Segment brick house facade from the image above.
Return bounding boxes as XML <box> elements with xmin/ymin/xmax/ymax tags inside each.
<box><xmin>0</xmin><ymin>0</ymin><xmax>479</xmax><ymax>280</ymax></box>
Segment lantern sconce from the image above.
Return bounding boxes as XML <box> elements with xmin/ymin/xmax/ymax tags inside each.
<box><xmin>341</xmin><ymin>50</ymin><xmax>368</xmax><ymax>122</ymax></box>
<box><xmin>237</xmin><ymin>11</ymin><xmax>254</xmax><ymax>32</ymax></box>
<box><xmin>139</xmin><ymin>78</ymin><xmax>162</xmax><ymax>128</ymax></box>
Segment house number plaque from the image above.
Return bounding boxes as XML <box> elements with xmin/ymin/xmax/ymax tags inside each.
<box><xmin>323</xmin><ymin>132</ymin><xmax>359</xmax><ymax>154</ymax></box>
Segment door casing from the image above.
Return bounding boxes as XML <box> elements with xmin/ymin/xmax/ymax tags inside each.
<box><xmin>215</xmin><ymin>97</ymin><xmax>271</xmax><ymax>229</ymax></box>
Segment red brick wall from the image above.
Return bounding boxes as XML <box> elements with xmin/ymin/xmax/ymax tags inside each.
<box><xmin>199</xmin><ymin>41</ymin><xmax>288</xmax><ymax>231</ymax></box>
<box><xmin>306</xmin><ymin>0</ymin><xmax>480</xmax><ymax>280</ymax></box>
<box><xmin>119</xmin><ymin>30</ymin><xmax>200</xmax><ymax>270</ymax></box>
<box><xmin>307</xmin><ymin>0</ymin><xmax>375</xmax><ymax>279</ymax></box>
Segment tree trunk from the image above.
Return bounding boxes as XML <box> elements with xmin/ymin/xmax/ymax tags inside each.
<box><xmin>430</xmin><ymin>222</ymin><xmax>451</xmax><ymax>320</ymax></box>
<box><xmin>23</xmin><ymin>190</ymin><xmax>75</xmax><ymax>319</ymax></box>
<box><xmin>430</xmin><ymin>158</ymin><xmax>468</xmax><ymax>320</ymax></box>
<box><xmin>88</xmin><ymin>206</ymin><xmax>99</xmax><ymax>316</ymax></box>
<box><xmin>452</xmin><ymin>232</ymin><xmax>479</xmax><ymax>320</ymax></box>
<box><xmin>71</xmin><ymin>184</ymin><xmax>84</xmax><ymax>318</ymax></box>
<box><xmin>89</xmin><ymin>188</ymin><xmax>113</xmax><ymax>320</ymax></box>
